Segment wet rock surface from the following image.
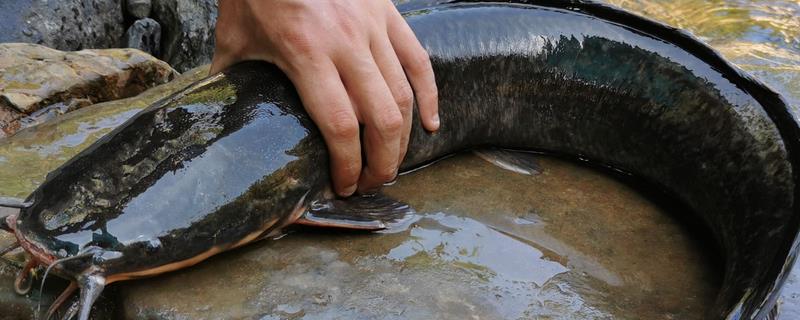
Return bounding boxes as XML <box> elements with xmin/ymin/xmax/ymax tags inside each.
<box><xmin>0</xmin><ymin>0</ymin><xmax>124</xmax><ymax>51</ymax></box>
<box><xmin>151</xmin><ymin>0</ymin><xmax>218</xmax><ymax>72</ymax></box>
<box><xmin>0</xmin><ymin>65</ymin><xmax>208</xmax><ymax>200</ymax></box>
<box><xmin>0</xmin><ymin>43</ymin><xmax>177</xmax><ymax>138</ymax></box>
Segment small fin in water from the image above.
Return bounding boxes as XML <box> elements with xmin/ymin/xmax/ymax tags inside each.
<box><xmin>296</xmin><ymin>193</ymin><xmax>415</xmax><ymax>231</ymax></box>
<box><xmin>0</xmin><ymin>196</ymin><xmax>33</xmax><ymax>209</ymax></box>
<box><xmin>474</xmin><ymin>149</ymin><xmax>542</xmax><ymax>175</ymax></box>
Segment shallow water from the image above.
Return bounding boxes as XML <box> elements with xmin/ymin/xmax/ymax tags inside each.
<box><xmin>117</xmin><ymin>154</ymin><xmax>719</xmax><ymax>320</ymax></box>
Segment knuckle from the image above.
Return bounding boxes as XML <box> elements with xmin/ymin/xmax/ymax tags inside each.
<box><xmin>395</xmin><ymin>84</ymin><xmax>415</xmax><ymax>110</ymax></box>
<box><xmin>327</xmin><ymin>110</ymin><xmax>359</xmax><ymax>140</ymax></box>
<box><xmin>375</xmin><ymin>162</ymin><xmax>397</xmax><ymax>181</ymax></box>
<box><xmin>331</xmin><ymin>4</ymin><xmax>362</xmax><ymax>39</ymax></box>
<box><xmin>372</xmin><ymin>164</ymin><xmax>398</xmax><ymax>181</ymax></box>
<box><xmin>378</xmin><ymin>110</ymin><xmax>404</xmax><ymax>134</ymax></box>
<box><xmin>409</xmin><ymin>49</ymin><xmax>432</xmax><ymax>72</ymax></box>
<box><xmin>335</xmin><ymin>18</ymin><xmax>359</xmax><ymax>39</ymax></box>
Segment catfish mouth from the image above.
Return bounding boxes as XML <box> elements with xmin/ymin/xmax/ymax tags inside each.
<box><xmin>7</xmin><ymin>214</ymin><xmax>57</xmax><ymax>267</ymax></box>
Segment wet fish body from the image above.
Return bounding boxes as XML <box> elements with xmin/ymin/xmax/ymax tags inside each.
<box><xmin>2</xmin><ymin>1</ymin><xmax>798</xmax><ymax>319</ymax></box>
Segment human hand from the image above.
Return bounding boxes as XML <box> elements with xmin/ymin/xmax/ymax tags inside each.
<box><xmin>210</xmin><ymin>0</ymin><xmax>440</xmax><ymax>197</ymax></box>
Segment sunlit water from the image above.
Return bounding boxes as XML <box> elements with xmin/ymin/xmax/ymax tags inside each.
<box><xmin>0</xmin><ymin>0</ymin><xmax>798</xmax><ymax>319</ymax></box>
<box><xmin>114</xmin><ymin>154</ymin><xmax>718</xmax><ymax>320</ymax></box>
<box><xmin>606</xmin><ymin>0</ymin><xmax>800</xmax><ymax>113</ymax></box>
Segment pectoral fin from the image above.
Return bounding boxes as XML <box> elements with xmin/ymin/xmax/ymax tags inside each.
<box><xmin>296</xmin><ymin>193</ymin><xmax>414</xmax><ymax>231</ymax></box>
<box><xmin>474</xmin><ymin>148</ymin><xmax>542</xmax><ymax>175</ymax></box>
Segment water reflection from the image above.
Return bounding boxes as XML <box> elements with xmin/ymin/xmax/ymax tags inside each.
<box><xmin>388</xmin><ymin>213</ymin><xmax>570</xmax><ymax>287</ymax></box>
<box><xmin>111</xmin><ymin>154</ymin><xmax>718</xmax><ymax>319</ymax></box>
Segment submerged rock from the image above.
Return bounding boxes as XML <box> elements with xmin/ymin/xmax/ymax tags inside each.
<box><xmin>0</xmin><ymin>0</ymin><xmax>124</xmax><ymax>51</ymax></box>
<box><xmin>151</xmin><ymin>0</ymin><xmax>218</xmax><ymax>72</ymax></box>
<box><xmin>0</xmin><ymin>43</ymin><xmax>177</xmax><ymax>138</ymax></box>
<box><xmin>125</xmin><ymin>18</ymin><xmax>161</xmax><ymax>57</ymax></box>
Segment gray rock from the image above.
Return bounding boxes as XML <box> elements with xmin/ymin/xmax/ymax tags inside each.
<box><xmin>151</xmin><ymin>0</ymin><xmax>218</xmax><ymax>72</ymax></box>
<box><xmin>125</xmin><ymin>18</ymin><xmax>161</xmax><ymax>57</ymax></box>
<box><xmin>127</xmin><ymin>0</ymin><xmax>152</xmax><ymax>19</ymax></box>
<box><xmin>0</xmin><ymin>43</ymin><xmax>177</xmax><ymax>138</ymax></box>
<box><xmin>0</xmin><ymin>0</ymin><xmax>124</xmax><ymax>51</ymax></box>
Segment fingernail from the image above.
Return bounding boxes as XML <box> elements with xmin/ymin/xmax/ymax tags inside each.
<box><xmin>432</xmin><ymin>114</ymin><xmax>440</xmax><ymax>128</ymax></box>
<box><xmin>340</xmin><ymin>184</ymin><xmax>357</xmax><ymax>197</ymax></box>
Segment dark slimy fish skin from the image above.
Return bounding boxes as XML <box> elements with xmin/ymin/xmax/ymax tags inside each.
<box><xmin>4</xmin><ymin>1</ymin><xmax>798</xmax><ymax>319</ymax></box>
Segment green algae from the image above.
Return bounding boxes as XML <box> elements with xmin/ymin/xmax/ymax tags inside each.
<box><xmin>177</xmin><ymin>81</ymin><xmax>237</xmax><ymax>107</ymax></box>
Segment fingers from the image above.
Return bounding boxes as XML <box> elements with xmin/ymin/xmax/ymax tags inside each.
<box><xmin>334</xmin><ymin>51</ymin><xmax>404</xmax><ymax>194</ymax></box>
<box><xmin>208</xmin><ymin>0</ymin><xmax>249</xmax><ymax>75</ymax></box>
<box><xmin>371</xmin><ymin>33</ymin><xmax>414</xmax><ymax>169</ymax></box>
<box><xmin>209</xmin><ymin>0</ymin><xmax>438</xmax><ymax>197</ymax></box>
<box><xmin>285</xmin><ymin>56</ymin><xmax>362</xmax><ymax>197</ymax></box>
<box><xmin>387</xmin><ymin>9</ymin><xmax>440</xmax><ymax>132</ymax></box>
<box><xmin>209</xmin><ymin>52</ymin><xmax>237</xmax><ymax>75</ymax></box>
